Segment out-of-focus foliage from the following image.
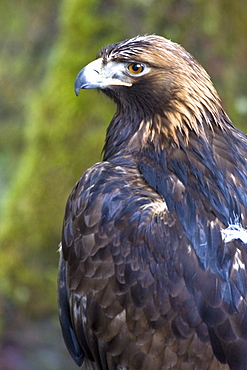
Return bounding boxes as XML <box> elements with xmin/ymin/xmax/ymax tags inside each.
<box><xmin>0</xmin><ymin>0</ymin><xmax>59</xmax><ymax>207</ymax></box>
<box><xmin>0</xmin><ymin>0</ymin><xmax>247</xmax><ymax>318</ymax></box>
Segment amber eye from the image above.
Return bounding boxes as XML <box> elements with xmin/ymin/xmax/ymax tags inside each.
<box><xmin>127</xmin><ymin>63</ymin><xmax>145</xmax><ymax>75</ymax></box>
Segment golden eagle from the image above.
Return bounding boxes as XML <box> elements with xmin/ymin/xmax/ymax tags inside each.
<box><xmin>58</xmin><ymin>35</ymin><xmax>247</xmax><ymax>369</ymax></box>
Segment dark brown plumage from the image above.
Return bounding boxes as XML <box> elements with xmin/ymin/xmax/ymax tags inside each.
<box><xmin>58</xmin><ymin>35</ymin><xmax>247</xmax><ymax>369</ymax></box>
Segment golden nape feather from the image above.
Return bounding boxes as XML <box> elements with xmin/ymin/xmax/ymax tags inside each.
<box><xmin>59</xmin><ymin>35</ymin><xmax>247</xmax><ymax>369</ymax></box>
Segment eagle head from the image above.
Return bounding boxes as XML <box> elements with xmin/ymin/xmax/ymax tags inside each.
<box><xmin>74</xmin><ymin>35</ymin><xmax>233</xmax><ymax>158</ymax></box>
<box><xmin>75</xmin><ymin>36</ymin><xmax>226</xmax><ymax>132</ymax></box>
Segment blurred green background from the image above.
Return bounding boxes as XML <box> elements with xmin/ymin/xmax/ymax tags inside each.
<box><xmin>0</xmin><ymin>0</ymin><xmax>247</xmax><ymax>368</ymax></box>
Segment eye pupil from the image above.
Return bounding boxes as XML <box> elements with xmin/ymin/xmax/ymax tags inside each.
<box><xmin>128</xmin><ymin>63</ymin><xmax>144</xmax><ymax>74</ymax></box>
<box><xmin>132</xmin><ymin>63</ymin><xmax>140</xmax><ymax>71</ymax></box>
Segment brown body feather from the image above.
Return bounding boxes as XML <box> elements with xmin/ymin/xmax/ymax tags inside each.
<box><xmin>59</xmin><ymin>35</ymin><xmax>247</xmax><ymax>369</ymax></box>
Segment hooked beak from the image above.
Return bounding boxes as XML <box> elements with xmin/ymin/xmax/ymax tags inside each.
<box><xmin>74</xmin><ymin>58</ymin><xmax>132</xmax><ymax>96</ymax></box>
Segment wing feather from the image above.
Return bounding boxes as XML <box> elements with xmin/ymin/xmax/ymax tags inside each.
<box><xmin>59</xmin><ymin>120</ymin><xmax>247</xmax><ymax>369</ymax></box>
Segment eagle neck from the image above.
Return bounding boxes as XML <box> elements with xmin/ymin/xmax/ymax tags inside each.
<box><xmin>102</xmin><ymin>101</ymin><xmax>231</xmax><ymax>163</ymax></box>
<box><xmin>103</xmin><ymin>107</ymin><xmax>146</xmax><ymax>160</ymax></box>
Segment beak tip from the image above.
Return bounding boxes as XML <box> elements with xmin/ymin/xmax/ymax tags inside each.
<box><xmin>74</xmin><ymin>68</ymin><xmax>85</xmax><ymax>96</ymax></box>
<box><xmin>74</xmin><ymin>78</ymin><xmax>81</xmax><ymax>96</ymax></box>
<box><xmin>75</xmin><ymin>87</ymin><xmax>80</xmax><ymax>96</ymax></box>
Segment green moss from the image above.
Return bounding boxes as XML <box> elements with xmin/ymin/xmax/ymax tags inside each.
<box><xmin>0</xmin><ymin>0</ymin><xmax>117</xmax><ymax>314</ymax></box>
